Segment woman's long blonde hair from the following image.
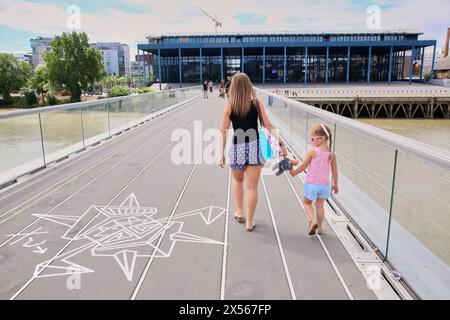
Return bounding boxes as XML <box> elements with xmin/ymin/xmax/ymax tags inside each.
<box><xmin>228</xmin><ymin>73</ymin><xmax>257</xmax><ymax>118</ymax></box>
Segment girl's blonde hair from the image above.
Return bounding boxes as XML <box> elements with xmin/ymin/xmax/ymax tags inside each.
<box><xmin>228</xmin><ymin>72</ymin><xmax>257</xmax><ymax>118</ymax></box>
<box><xmin>311</xmin><ymin>124</ymin><xmax>333</xmax><ymax>152</ymax></box>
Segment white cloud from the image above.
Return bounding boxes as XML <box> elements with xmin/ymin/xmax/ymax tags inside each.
<box><xmin>0</xmin><ymin>0</ymin><xmax>448</xmax><ymax>59</ymax></box>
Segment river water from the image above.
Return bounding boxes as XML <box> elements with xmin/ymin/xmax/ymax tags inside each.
<box><xmin>354</xmin><ymin>119</ymin><xmax>450</xmax><ymax>268</ymax></box>
<box><xmin>359</xmin><ymin>119</ymin><xmax>450</xmax><ymax>151</ymax></box>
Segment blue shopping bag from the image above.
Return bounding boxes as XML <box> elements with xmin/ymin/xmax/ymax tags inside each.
<box><xmin>259</xmin><ymin>129</ymin><xmax>273</xmax><ymax>160</ymax></box>
<box><xmin>259</xmin><ymin>127</ymin><xmax>280</xmax><ymax>160</ymax></box>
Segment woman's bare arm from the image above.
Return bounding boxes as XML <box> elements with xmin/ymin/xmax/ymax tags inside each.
<box><xmin>220</xmin><ymin>104</ymin><xmax>231</xmax><ymax>167</ymax></box>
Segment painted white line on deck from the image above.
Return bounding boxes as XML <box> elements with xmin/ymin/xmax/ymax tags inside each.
<box><xmin>284</xmin><ymin>173</ymin><xmax>354</xmax><ymax>300</ymax></box>
<box><xmin>261</xmin><ymin>176</ymin><xmax>297</xmax><ymax>300</ymax></box>
<box><xmin>130</xmin><ymin>105</ymin><xmax>222</xmax><ymax>300</ymax></box>
<box><xmin>9</xmin><ymin>141</ymin><xmax>174</xmax><ymax>300</ymax></box>
<box><xmin>220</xmin><ymin>168</ymin><xmax>231</xmax><ymax>300</ymax></box>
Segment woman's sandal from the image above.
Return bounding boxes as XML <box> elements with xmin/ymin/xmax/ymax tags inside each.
<box><xmin>246</xmin><ymin>222</ymin><xmax>256</xmax><ymax>232</ymax></box>
<box><xmin>233</xmin><ymin>211</ymin><xmax>245</xmax><ymax>223</ymax></box>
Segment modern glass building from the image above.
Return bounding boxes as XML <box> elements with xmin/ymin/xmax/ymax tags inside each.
<box><xmin>137</xmin><ymin>31</ymin><xmax>437</xmax><ymax>85</ymax></box>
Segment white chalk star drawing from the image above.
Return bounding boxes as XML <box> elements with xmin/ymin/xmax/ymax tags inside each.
<box><xmin>31</xmin><ymin>194</ymin><xmax>227</xmax><ymax>281</ymax></box>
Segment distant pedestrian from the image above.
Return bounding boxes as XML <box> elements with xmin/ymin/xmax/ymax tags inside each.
<box><xmin>219</xmin><ymin>80</ymin><xmax>226</xmax><ymax>98</ymax></box>
<box><xmin>202</xmin><ymin>81</ymin><xmax>209</xmax><ymax>99</ymax></box>
<box><xmin>208</xmin><ymin>80</ymin><xmax>213</xmax><ymax>93</ymax></box>
<box><xmin>225</xmin><ymin>80</ymin><xmax>231</xmax><ymax>98</ymax></box>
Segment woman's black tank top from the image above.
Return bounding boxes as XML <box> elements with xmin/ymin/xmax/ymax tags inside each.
<box><xmin>229</xmin><ymin>100</ymin><xmax>260</xmax><ymax>145</ymax></box>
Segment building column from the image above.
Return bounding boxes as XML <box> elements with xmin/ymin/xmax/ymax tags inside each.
<box><xmin>283</xmin><ymin>46</ymin><xmax>287</xmax><ymax>84</ymax></box>
<box><xmin>325</xmin><ymin>46</ymin><xmax>329</xmax><ymax>83</ymax></box>
<box><xmin>263</xmin><ymin>46</ymin><xmax>266</xmax><ymax>84</ymax></box>
<box><xmin>179</xmin><ymin>47</ymin><xmax>182</xmax><ymax>88</ymax></box>
<box><xmin>158</xmin><ymin>48</ymin><xmax>162</xmax><ymax>90</ymax></box>
<box><xmin>388</xmin><ymin>46</ymin><xmax>393</xmax><ymax>83</ymax></box>
<box><xmin>368</xmin><ymin>46</ymin><xmax>372</xmax><ymax>83</ymax></box>
<box><xmin>148</xmin><ymin>51</ymin><xmax>151</xmax><ymax>82</ymax></box>
<box><xmin>409</xmin><ymin>46</ymin><xmax>415</xmax><ymax>84</ymax></box>
<box><xmin>420</xmin><ymin>47</ymin><xmax>425</xmax><ymax>82</ymax></box>
<box><xmin>431</xmin><ymin>44</ymin><xmax>436</xmax><ymax>78</ymax></box>
<box><xmin>138</xmin><ymin>49</ymin><xmax>141</xmax><ymax>83</ymax></box>
<box><xmin>305</xmin><ymin>46</ymin><xmax>308</xmax><ymax>84</ymax></box>
<box><xmin>142</xmin><ymin>50</ymin><xmax>146</xmax><ymax>82</ymax></box>
<box><xmin>200</xmin><ymin>48</ymin><xmax>203</xmax><ymax>83</ymax></box>
<box><xmin>401</xmin><ymin>50</ymin><xmax>405</xmax><ymax>80</ymax></box>
<box><xmin>242</xmin><ymin>47</ymin><xmax>245</xmax><ymax>73</ymax></box>
<box><xmin>346</xmin><ymin>46</ymin><xmax>351</xmax><ymax>83</ymax></box>
<box><xmin>393</xmin><ymin>51</ymin><xmax>397</xmax><ymax>80</ymax></box>
<box><xmin>220</xmin><ymin>47</ymin><xmax>224</xmax><ymax>81</ymax></box>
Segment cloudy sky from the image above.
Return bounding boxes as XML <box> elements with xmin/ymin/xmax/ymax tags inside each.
<box><xmin>0</xmin><ymin>0</ymin><xmax>448</xmax><ymax>59</ymax></box>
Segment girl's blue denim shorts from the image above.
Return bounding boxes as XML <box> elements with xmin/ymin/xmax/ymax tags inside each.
<box><xmin>304</xmin><ymin>183</ymin><xmax>332</xmax><ymax>201</ymax></box>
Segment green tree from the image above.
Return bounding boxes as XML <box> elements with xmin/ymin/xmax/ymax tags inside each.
<box><xmin>29</xmin><ymin>64</ymin><xmax>50</xmax><ymax>104</ymax></box>
<box><xmin>0</xmin><ymin>53</ymin><xmax>32</xmax><ymax>102</ymax></box>
<box><xmin>44</xmin><ymin>32</ymin><xmax>104</xmax><ymax>102</ymax></box>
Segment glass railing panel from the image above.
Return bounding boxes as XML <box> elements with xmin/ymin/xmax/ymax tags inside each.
<box><xmin>40</xmin><ymin>107</ymin><xmax>83</xmax><ymax>163</ymax></box>
<box><xmin>108</xmin><ymin>100</ymin><xmax>129</xmax><ymax>135</ymax></box>
<box><xmin>256</xmin><ymin>90</ymin><xmax>292</xmax><ymax>145</ymax></box>
<box><xmin>126</xmin><ymin>96</ymin><xmax>146</xmax><ymax>127</ymax></box>
<box><xmin>0</xmin><ymin>113</ymin><xmax>44</xmax><ymax>185</ymax></box>
<box><xmin>291</xmin><ymin>106</ymin><xmax>308</xmax><ymax>157</ymax></box>
<box><xmin>82</xmin><ymin>103</ymin><xmax>109</xmax><ymax>146</ymax></box>
<box><xmin>0</xmin><ymin>87</ymin><xmax>201</xmax><ymax>187</ymax></box>
<box><xmin>387</xmin><ymin>150</ymin><xmax>450</xmax><ymax>299</ymax></box>
<box><xmin>333</xmin><ymin>124</ymin><xmax>396</xmax><ymax>256</ymax></box>
<box><xmin>143</xmin><ymin>94</ymin><xmax>155</xmax><ymax>116</ymax></box>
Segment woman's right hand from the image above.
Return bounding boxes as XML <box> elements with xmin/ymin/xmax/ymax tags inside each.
<box><xmin>219</xmin><ymin>154</ymin><xmax>225</xmax><ymax>168</ymax></box>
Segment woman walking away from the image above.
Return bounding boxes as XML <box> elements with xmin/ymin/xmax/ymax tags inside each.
<box><xmin>208</xmin><ymin>80</ymin><xmax>213</xmax><ymax>93</ymax></box>
<box><xmin>202</xmin><ymin>81</ymin><xmax>209</xmax><ymax>99</ymax></box>
<box><xmin>225</xmin><ymin>80</ymin><xmax>231</xmax><ymax>98</ymax></box>
<box><xmin>220</xmin><ymin>73</ymin><xmax>287</xmax><ymax>231</ymax></box>
<box><xmin>219</xmin><ymin>80</ymin><xmax>226</xmax><ymax>98</ymax></box>
<box><xmin>290</xmin><ymin>124</ymin><xmax>339</xmax><ymax>236</ymax></box>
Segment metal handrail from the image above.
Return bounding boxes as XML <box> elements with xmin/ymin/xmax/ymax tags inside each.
<box><xmin>255</xmin><ymin>87</ymin><xmax>450</xmax><ymax>171</ymax></box>
<box><xmin>0</xmin><ymin>86</ymin><xmax>202</xmax><ymax>120</ymax></box>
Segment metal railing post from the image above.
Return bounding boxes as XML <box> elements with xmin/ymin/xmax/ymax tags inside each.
<box><xmin>107</xmin><ymin>103</ymin><xmax>111</xmax><ymax>137</ymax></box>
<box><xmin>38</xmin><ymin>113</ymin><xmax>46</xmax><ymax>166</ymax></box>
<box><xmin>384</xmin><ymin>149</ymin><xmax>398</xmax><ymax>260</ymax></box>
<box><xmin>80</xmin><ymin>107</ymin><xmax>85</xmax><ymax>149</ymax></box>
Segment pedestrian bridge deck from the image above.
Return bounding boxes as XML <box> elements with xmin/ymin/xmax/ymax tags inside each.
<box><xmin>0</xmin><ymin>95</ymin><xmax>378</xmax><ymax>300</ymax></box>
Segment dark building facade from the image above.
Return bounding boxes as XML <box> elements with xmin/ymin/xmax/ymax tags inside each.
<box><xmin>137</xmin><ymin>31</ymin><xmax>436</xmax><ymax>85</ymax></box>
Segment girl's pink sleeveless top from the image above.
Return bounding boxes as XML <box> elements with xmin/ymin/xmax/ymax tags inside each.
<box><xmin>305</xmin><ymin>148</ymin><xmax>331</xmax><ymax>185</ymax></box>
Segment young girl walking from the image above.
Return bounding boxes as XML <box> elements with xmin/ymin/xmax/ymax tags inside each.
<box><xmin>290</xmin><ymin>124</ymin><xmax>339</xmax><ymax>236</ymax></box>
